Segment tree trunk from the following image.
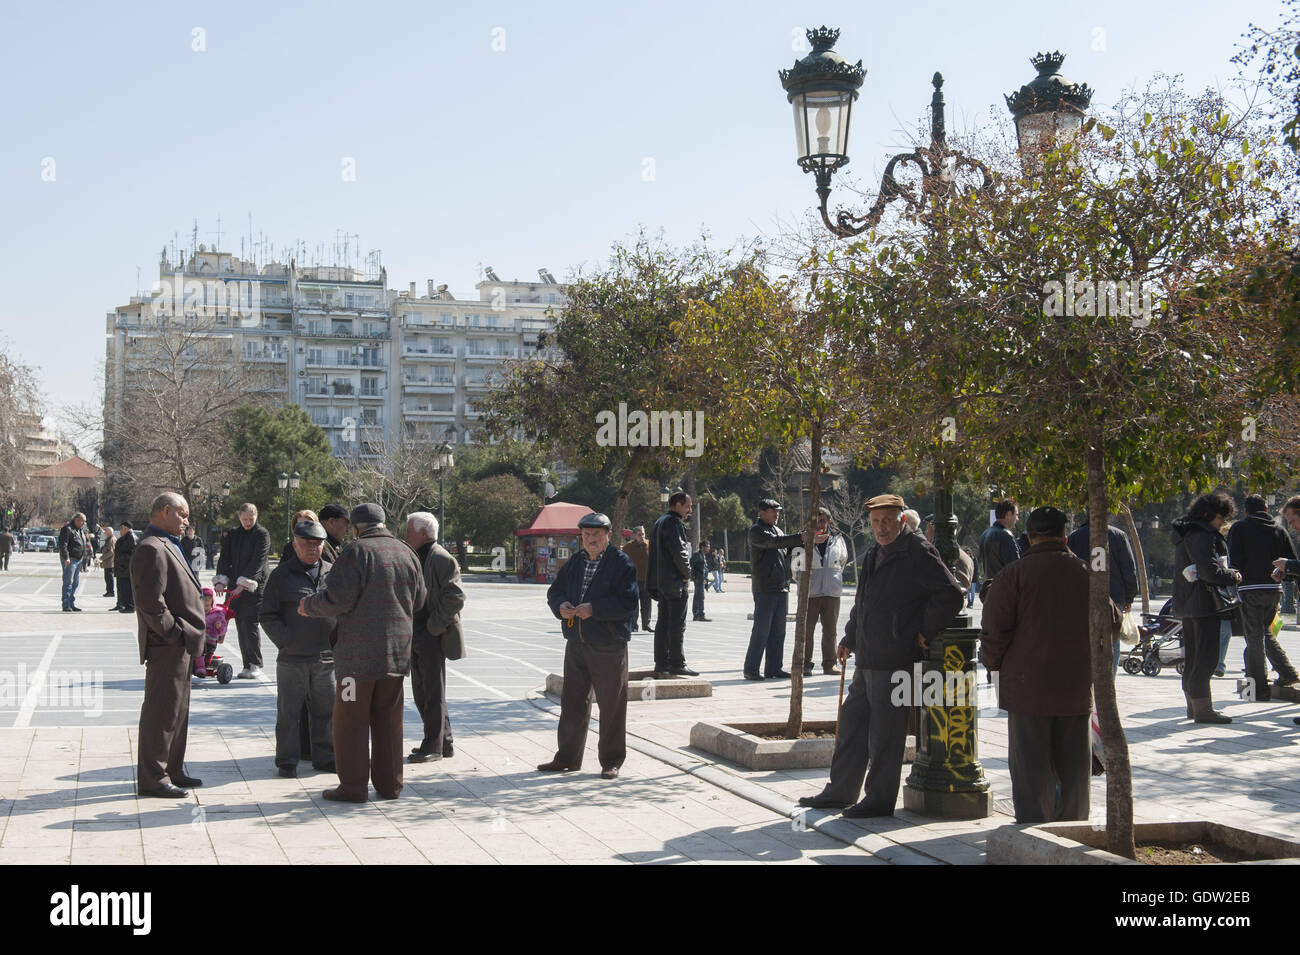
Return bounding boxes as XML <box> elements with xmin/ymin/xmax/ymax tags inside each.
<box><xmin>786</xmin><ymin>421</ymin><xmax>821</xmax><ymax>739</ymax></box>
<box><xmin>686</xmin><ymin>462</ymin><xmax>700</xmax><ymax>550</ymax></box>
<box><xmin>1120</xmin><ymin>502</ymin><xmax>1150</xmax><ymax>615</ymax></box>
<box><xmin>610</xmin><ymin>447</ymin><xmax>649</xmax><ymax>546</ymax></box>
<box><xmin>1087</xmin><ymin>433</ymin><xmax>1136</xmax><ymax>860</ymax></box>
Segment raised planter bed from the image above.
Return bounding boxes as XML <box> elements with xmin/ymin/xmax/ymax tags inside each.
<box><xmin>690</xmin><ymin>719</ymin><xmax>916</xmax><ymax>770</ymax></box>
<box><xmin>544</xmin><ymin>670</ymin><xmax>712</xmax><ymax>701</ymax></box>
<box><xmin>988</xmin><ymin>819</ymin><xmax>1300</xmax><ymax>865</ymax></box>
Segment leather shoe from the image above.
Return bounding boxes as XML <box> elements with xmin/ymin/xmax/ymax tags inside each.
<box><xmin>652</xmin><ymin>671</ymin><xmax>673</xmax><ymax>680</ymax></box>
<box><xmin>277</xmin><ymin>765</ymin><xmax>297</xmax><ymax>778</ymax></box>
<box><xmin>600</xmin><ymin>767</ymin><xmax>620</xmax><ymax>779</ymax></box>
<box><xmin>322</xmin><ymin>787</ymin><xmax>367</xmax><ymax>802</ymax></box>
<box><xmin>139</xmin><ymin>783</ymin><xmax>188</xmax><ymax>798</ymax></box>
<box><xmin>670</xmin><ymin>666</ymin><xmax>698</xmax><ymax>677</ymax></box>
<box><xmin>407</xmin><ymin>749</ymin><xmax>442</xmax><ymax>763</ymax></box>
<box><xmin>798</xmin><ymin>794</ymin><xmax>848</xmax><ymax>810</ymax></box>
<box><xmin>313</xmin><ymin>762</ymin><xmax>336</xmax><ymax>773</ymax></box>
<box><xmin>693</xmin><ymin>616</ymin><xmax>712</xmax><ymax>622</ymax></box>
<box><xmin>742</xmin><ymin>672</ymin><xmax>764</xmax><ymax>681</ymax></box>
<box><xmin>70</xmin><ymin>605</ymin><xmax>82</xmax><ymax>612</ymax></box>
<box><xmin>823</xmin><ymin>667</ymin><xmax>841</xmax><ymax>676</ymax></box>
<box><xmin>768</xmin><ymin>670</ymin><xmax>792</xmax><ymax>679</ymax></box>
<box><xmin>842</xmin><ymin>801</ymin><xmax>894</xmax><ymax>819</ymax></box>
<box><xmin>172</xmin><ymin>774</ymin><xmax>202</xmax><ymax>788</ymax></box>
<box><xmin>803</xmin><ymin>668</ymin><xmax>815</xmax><ymax>677</ymax></box>
<box><xmin>537</xmin><ymin>760</ymin><xmax>578</xmax><ymax>772</ymax></box>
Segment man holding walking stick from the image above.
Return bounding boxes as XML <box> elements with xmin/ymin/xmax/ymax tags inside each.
<box><xmin>799</xmin><ymin>494</ymin><xmax>962</xmax><ymax>818</ymax></box>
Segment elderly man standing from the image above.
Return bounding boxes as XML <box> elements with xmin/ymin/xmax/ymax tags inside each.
<box><xmin>318</xmin><ymin>503</ymin><xmax>350</xmax><ymax>564</ymax></box>
<box><xmin>215</xmin><ymin>503</ymin><xmax>271</xmax><ymax>679</ymax></box>
<box><xmin>799</xmin><ymin>494</ymin><xmax>962</xmax><ymax>817</ymax></box>
<box><xmin>796</xmin><ymin>507</ymin><xmax>848</xmax><ymax>677</ymax></box>
<box><xmin>980</xmin><ymin>506</ymin><xmax>1115</xmax><ymax>823</ymax></box>
<box><xmin>539</xmin><ymin>512</ymin><xmax>639</xmax><ymax>779</ymax></box>
<box><xmin>646</xmin><ymin>492</ymin><xmax>695</xmax><ymax>678</ymax></box>
<box><xmin>0</xmin><ymin>526</ymin><xmax>13</xmax><ymax>571</ymax></box>
<box><xmin>132</xmin><ymin>492</ymin><xmax>206</xmax><ymax>797</ymax></box>
<box><xmin>744</xmin><ymin>499</ymin><xmax>804</xmax><ymax>681</ymax></box>
<box><xmin>622</xmin><ymin>525</ymin><xmax>652</xmax><ymax>632</ymax></box>
<box><xmin>404</xmin><ymin>511</ymin><xmax>464</xmax><ymax>764</ymax></box>
<box><xmin>298</xmin><ymin>504</ymin><xmax>425</xmax><ymax>802</ymax></box>
<box><xmin>58</xmin><ymin>512</ymin><xmax>91</xmax><ymax>611</ymax></box>
<box><xmin>261</xmin><ymin>520</ymin><xmax>336</xmax><ymax>778</ymax></box>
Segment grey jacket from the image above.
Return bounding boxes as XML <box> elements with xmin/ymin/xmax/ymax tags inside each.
<box><xmin>796</xmin><ymin>532</ymin><xmax>848</xmax><ymax>598</ymax></box>
<box><xmin>416</xmin><ymin>541</ymin><xmax>466</xmax><ymax>659</ymax></box>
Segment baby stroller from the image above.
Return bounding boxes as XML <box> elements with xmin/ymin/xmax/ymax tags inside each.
<box><xmin>194</xmin><ymin>590</ymin><xmax>236</xmax><ymax>685</ymax></box>
<box><xmin>1121</xmin><ymin>598</ymin><xmax>1185</xmax><ymax>677</ymax></box>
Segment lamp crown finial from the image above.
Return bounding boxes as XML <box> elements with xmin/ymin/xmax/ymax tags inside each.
<box><xmin>806</xmin><ymin>26</ymin><xmax>839</xmax><ymax>51</ymax></box>
<box><xmin>1031</xmin><ymin>51</ymin><xmax>1067</xmax><ymax>75</ymax></box>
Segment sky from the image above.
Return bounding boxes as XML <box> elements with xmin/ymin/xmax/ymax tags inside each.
<box><xmin>0</xmin><ymin>0</ymin><xmax>1290</xmax><ymax>438</ymax></box>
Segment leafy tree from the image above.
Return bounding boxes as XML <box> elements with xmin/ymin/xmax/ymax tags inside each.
<box><xmin>447</xmin><ymin>474</ymin><xmax>540</xmax><ymax>551</ymax></box>
<box><xmin>226</xmin><ymin>404</ymin><xmax>346</xmax><ymax>544</ymax></box>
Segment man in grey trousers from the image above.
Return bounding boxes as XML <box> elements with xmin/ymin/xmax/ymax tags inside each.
<box><xmin>799</xmin><ymin>494</ymin><xmax>962</xmax><ymax>818</ymax></box>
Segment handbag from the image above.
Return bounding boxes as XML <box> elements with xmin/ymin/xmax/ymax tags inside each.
<box><xmin>1204</xmin><ymin>579</ymin><xmax>1242</xmax><ymax>617</ymax></box>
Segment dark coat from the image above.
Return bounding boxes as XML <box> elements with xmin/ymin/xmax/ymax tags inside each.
<box><xmin>0</xmin><ymin>531</ymin><xmax>12</xmax><ymax>555</ymax></box>
<box><xmin>58</xmin><ymin>522</ymin><xmax>89</xmax><ymax>562</ymax></box>
<box><xmin>690</xmin><ymin>549</ymin><xmax>708</xmax><ymax>580</ymax></box>
<box><xmin>1170</xmin><ymin>517</ymin><xmax>1238</xmax><ymax>620</ymax></box>
<box><xmin>216</xmin><ymin>522</ymin><xmax>271</xmax><ymax>618</ymax></box>
<box><xmin>260</xmin><ymin>552</ymin><xmax>335</xmax><ymax>658</ymax></box>
<box><xmin>547</xmin><ymin>545</ymin><xmax>639</xmax><ymax>647</ymax></box>
<box><xmin>747</xmin><ymin>520</ymin><xmax>803</xmax><ymax>595</ymax></box>
<box><xmin>646</xmin><ymin>510</ymin><xmax>690</xmax><ymax>599</ymax></box>
<box><xmin>114</xmin><ymin>532</ymin><xmax>136</xmax><ymax>576</ymax></box>
<box><xmin>416</xmin><ymin>541</ymin><xmax>465</xmax><ymax>653</ymax></box>
<box><xmin>130</xmin><ymin>527</ymin><xmax>206</xmax><ymax>665</ymax></box>
<box><xmin>622</xmin><ymin>539</ymin><xmax>649</xmax><ymax>583</ymax></box>
<box><xmin>977</xmin><ymin>523</ymin><xmax>1020</xmax><ymax>592</ymax></box>
<box><xmin>299</xmin><ymin>527</ymin><xmax>427</xmax><ymax>680</ymax></box>
<box><xmin>841</xmin><ymin>527</ymin><xmax>963</xmax><ymax>671</ymax></box>
<box><xmin>1067</xmin><ymin>522</ymin><xmax>1139</xmax><ymax>607</ymax></box>
<box><xmin>979</xmin><ymin>541</ymin><xmax>1117</xmax><ymax>716</ymax></box>
<box><xmin>1227</xmin><ymin>511</ymin><xmax>1297</xmax><ymax>589</ymax></box>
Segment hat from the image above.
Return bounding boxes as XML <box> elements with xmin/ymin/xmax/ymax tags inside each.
<box><xmin>349</xmin><ymin>503</ymin><xmax>384</xmax><ymax>526</ymax></box>
<box><xmin>758</xmin><ymin>498</ymin><xmax>783</xmax><ymax>511</ymax></box>
<box><xmin>1026</xmin><ymin>506</ymin><xmax>1068</xmax><ymax>537</ymax></box>
<box><xmin>293</xmin><ymin>520</ymin><xmax>328</xmax><ymax>540</ymax></box>
<box><xmin>866</xmin><ymin>493</ymin><xmax>906</xmax><ymax>510</ymax></box>
<box><xmin>201</xmin><ymin>587</ymin><xmax>214</xmax><ymax>598</ymax></box>
<box><xmin>319</xmin><ymin>503</ymin><xmax>348</xmax><ymax>522</ymax></box>
<box><xmin>577</xmin><ymin>512</ymin><xmax>612</xmax><ymax>530</ymax></box>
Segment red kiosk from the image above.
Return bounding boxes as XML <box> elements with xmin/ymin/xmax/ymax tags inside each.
<box><xmin>515</xmin><ymin>502</ymin><xmax>594</xmax><ymax>583</ymax></box>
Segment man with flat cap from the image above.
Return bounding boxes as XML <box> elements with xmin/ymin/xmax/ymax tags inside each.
<box><xmin>298</xmin><ymin>503</ymin><xmax>425</xmax><ymax>801</ymax></box>
<box><xmin>133</xmin><ymin>491</ymin><xmax>206</xmax><ymax>797</ymax></box>
<box><xmin>262</xmin><ymin>519</ymin><xmax>337</xmax><ymax>778</ymax></box>
<box><xmin>539</xmin><ymin>512</ymin><xmax>640</xmax><ymax>779</ymax></box>
<box><xmin>318</xmin><ymin>503</ymin><xmax>350</xmax><ymax>564</ymax></box>
<box><xmin>800</xmin><ymin>494</ymin><xmax>962</xmax><ymax>817</ymax></box>
<box><xmin>646</xmin><ymin>490</ymin><xmax>695</xmax><ymax>678</ymax></box>
<box><xmin>744</xmin><ymin>498</ymin><xmax>805</xmax><ymax>680</ymax></box>
<box><xmin>981</xmin><ymin>505</ymin><xmax>1116</xmax><ymax>823</ymax></box>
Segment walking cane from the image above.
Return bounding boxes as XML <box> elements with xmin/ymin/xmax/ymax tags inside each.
<box><xmin>834</xmin><ymin>664</ymin><xmax>847</xmax><ymax>749</ymax></box>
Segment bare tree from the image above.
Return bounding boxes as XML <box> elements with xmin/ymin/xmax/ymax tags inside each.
<box><xmin>345</xmin><ymin>436</ymin><xmax>449</xmax><ymax>528</ymax></box>
<box><xmin>0</xmin><ymin>340</ymin><xmax>46</xmax><ymax>526</ymax></box>
<box><xmin>823</xmin><ymin>483</ymin><xmax>869</xmax><ymax>584</ymax></box>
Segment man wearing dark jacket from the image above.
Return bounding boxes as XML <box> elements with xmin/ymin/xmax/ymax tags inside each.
<box><xmin>299</xmin><ymin>503</ymin><xmax>426</xmax><ymax>802</ymax></box>
<box><xmin>978</xmin><ymin>500</ymin><xmax>1021</xmax><ymax>596</ymax></box>
<box><xmin>114</xmin><ymin>524</ymin><xmax>136</xmax><ymax>612</ymax></box>
<box><xmin>215</xmin><ymin>503</ymin><xmax>272</xmax><ymax>679</ymax></box>
<box><xmin>1227</xmin><ymin>495</ymin><xmax>1300</xmax><ymax>699</ymax></box>
<box><xmin>645</xmin><ymin>492</ymin><xmax>695</xmax><ymax>677</ymax></box>
<box><xmin>1067</xmin><ymin>513</ymin><xmax>1138</xmax><ymax>671</ymax></box>
<box><xmin>58</xmin><ymin>512</ymin><xmax>90</xmax><ymax>611</ymax></box>
<box><xmin>538</xmin><ymin>512</ymin><xmax>639</xmax><ymax>779</ymax></box>
<box><xmin>800</xmin><ymin>494</ymin><xmax>962</xmax><ymax>818</ymax></box>
<box><xmin>981</xmin><ymin>506</ymin><xmax>1116</xmax><ymax>824</ymax></box>
<box><xmin>744</xmin><ymin>499</ymin><xmax>804</xmax><ymax>680</ymax></box>
<box><xmin>405</xmin><ymin>511</ymin><xmax>464</xmax><ymax>764</ymax></box>
<box><xmin>261</xmin><ymin>520</ymin><xmax>336</xmax><ymax>778</ymax></box>
<box><xmin>690</xmin><ymin>541</ymin><xmax>712</xmax><ymax>622</ymax></box>
<box><xmin>319</xmin><ymin>503</ymin><xmax>350</xmax><ymax>564</ymax></box>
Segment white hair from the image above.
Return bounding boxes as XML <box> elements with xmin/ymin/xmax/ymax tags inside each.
<box><xmin>406</xmin><ymin>511</ymin><xmax>439</xmax><ymax>541</ymax></box>
<box><xmin>901</xmin><ymin>509</ymin><xmax>921</xmax><ymax>531</ymax></box>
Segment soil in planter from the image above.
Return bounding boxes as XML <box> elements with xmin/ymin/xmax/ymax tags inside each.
<box><xmin>1136</xmin><ymin>841</ymin><xmax>1255</xmax><ymax>864</ymax></box>
<box><xmin>756</xmin><ymin>729</ymin><xmax>837</xmax><ymax>740</ymax></box>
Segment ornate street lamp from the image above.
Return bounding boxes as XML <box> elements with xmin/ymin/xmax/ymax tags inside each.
<box><xmin>277</xmin><ymin>470</ymin><xmax>300</xmax><ymax>544</ymax></box>
<box><xmin>1005</xmin><ymin>51</ymin><xmax>1093</xmax><ymax>160</ymax></box>
<box><xmin>436</xmin><ymin>424</ymin><xmax>457</xmax><ymax>537</ymax></box>
<box><xmin>660</xmin><ymin>486</ymin><xmax>671</xmax><ymax>505</ymax></box>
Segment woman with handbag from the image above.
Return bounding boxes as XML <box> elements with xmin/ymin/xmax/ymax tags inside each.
<box><xmin>1171</xmin><ymin>492</ymin><xmax>1242</xmax><ymax>724</ymax></box>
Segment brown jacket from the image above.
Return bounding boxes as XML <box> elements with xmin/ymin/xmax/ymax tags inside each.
<box><xmin>979</xmin><ymin>539</ymin><xmax>1118</xmax><ymax>716</ymax></box>
<box><xmin>130</xmin><ymin>528</ymin><xmax>206</xmax><ymax>665</ymax></box>
<box><xmin>622</xmin><ymin>539</ymin><xmax>648</xmax><ymax>582</ymax></box>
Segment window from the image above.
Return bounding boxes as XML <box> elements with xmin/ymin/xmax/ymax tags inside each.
<box><xmin>336</xmin><ymin>349</ymin><xmax>350</xmax><ymax>365</ymax></box>
<box><xmin>361</xmin><ymin>377</ymin><xmax>379</xmax><ymax>396</ymax></box>
<box><xmin>308</xmin><ymin>348</ymin><xmax>323</xmax><ymax>365</ymax></box>
<box><xmin>361</xmin><ymin>408</ymin><xmax>378</xmax><ymax>425</ymax></box>
<box><xmin>362</xmin><ymin>347</ymin><xmax>379</xmax><ymax>366</ymax></box>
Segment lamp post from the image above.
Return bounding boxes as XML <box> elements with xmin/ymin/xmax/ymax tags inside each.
<box><xmin>1005</xmin><ymin>52</ymin><xmax>1094</xmax><ymax>161</ymax></box>
<box><xmin>780</xmin><ymin>29</ymin><xmax>1090</xmax><ymax>819</ymax></box>
<box><xmin>277</xmin><ymin>470</ymin><xmax>300</xmax><ymax>544</ymax></box>
<box><xmin>190</xmin><ymin>480</ymin><xmax>230</xmax><ymax>567</ymax></box>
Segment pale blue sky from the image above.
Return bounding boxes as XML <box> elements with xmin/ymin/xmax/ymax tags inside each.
<box><xmin>0</xmin><ymin>0</ymin><xmax>1288</xmax><ymax>429</ymax></box>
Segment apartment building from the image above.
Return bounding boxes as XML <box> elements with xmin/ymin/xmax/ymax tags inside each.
<box><xmin>104</xmin><ymin>246</ymin><xmax>563</xmax><ymax>463</ymax></box>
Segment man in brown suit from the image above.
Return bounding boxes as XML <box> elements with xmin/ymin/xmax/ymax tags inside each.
<box><xmin>622</xmin><ymin>525</ymin><xmax>651</xmax><ymax>632</ymax></box>
<box><xmin>132</xmin><ymin>492</ymin><xmax>206</xmax><ymax>798</ymax></box>
<box><xmin>299</xmin><ymin>503</ymin><xmax>426</xmax><ymax>802</ymax></box>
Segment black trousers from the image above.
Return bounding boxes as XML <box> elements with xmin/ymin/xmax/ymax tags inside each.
<box><xmin>653</xmin><ymin>593</ymin><xmax>688</xmax><ymax>671</ymax></box>
<box><xmin>692</xmin><ymin>575</ymin><xmax>707</xmax><ymax>618</ymax></box>
<box><xmin>235</xmin><ymin>615</ymin><xmax>263</xmax><ymax>669</ymax></box>
<box><xmin>410</xmin><ymin>636</ymin><xmax>453</xmax><ymax>753</ymax></box>
<box><xmin>1007</xmin><ymin>712</ymin><xmax>1090</xmax><ymax>824</ymax></box>
<box><xmin>1181</xmin><ymin>615</ymin><xmax>1221</xmax><ymax>700</ymax></box>
<box><xmin>115</xmin><ymin>573</ymin><xmax>133</xmax><ymax>610</ymax></box>
<box><xmin>103</xmin><ymin>567</ymin><xmax>115</xmax><ymax>596</ymax></box>
<box><xmin>0</xmin><ymin>551</ymin><xmax>8</xmax><ymax>570</ymax></box>
<box><xmin>275</xmin><ymin>656</ymin><xmax>335</xmax><ymax>768</ymax></box>
<box><xmin>819</xmin><ymin>666</ymin><xmax>911</xmax><ymax>809</ymax></box>
<box><xmin>637</xmin><ymin>587</ymin><xmax>652</xmax><ymax>630</ymax></box>
<box><xmin>554</xmin><ymin>639</ymin><xmax>627</xmax><ymax>771</ymax></box>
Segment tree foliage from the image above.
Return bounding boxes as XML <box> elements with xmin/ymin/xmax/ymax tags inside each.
<box><xmin>447</xmin><ymin>473</ymin><xmax>540</xmax><ymax>550</ymax></box>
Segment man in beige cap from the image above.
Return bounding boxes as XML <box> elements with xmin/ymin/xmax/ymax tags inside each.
<box><xmin>799</xmin><ymin>493</ymin><xmax>962</xmax><ymax>818</ymax></box>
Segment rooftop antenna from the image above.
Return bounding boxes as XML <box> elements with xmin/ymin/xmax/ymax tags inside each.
<box><xmin>192</xmin><ymin>219</ymin><xmax>199</xmax><ymax>257</ymax></box>
<box><xmin>214</xmin><ymin>215</ymin><xmax>223</xmax><ymax>251</ymax></box>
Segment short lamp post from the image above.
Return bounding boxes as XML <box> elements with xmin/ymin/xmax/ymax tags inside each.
<box><xmin>435</xmin><ymin>440</ymin><xmax>455</xmax><ymax>538</ymax></box>
<box><xmin>277</xmin><ymin>470</ymin><xmax>300</xmax><ymax>544</ymax></box>
<box><xmin>190</xmin><ymin>480</ymin><xmax>230</xmax><ymax>567</ymax></box>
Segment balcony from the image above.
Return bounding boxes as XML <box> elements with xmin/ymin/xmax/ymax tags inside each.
<box><xmin>464</xmin><ymin>348</ymin><xmax>516</xmax><ymax>363</ymax></box>
<box><xmin>401</xmin><ymin>347</ymin><xmax>455</xmax><ymax>362</ymax></box>
<box><xmin>462</xmin><ymin>375</ymin><xmax>491</xmax><ymax>390</ymax></box>
<box><xmin>402</xmin><ymin>404</ymin><xmax>455</xmax><ymax>418</ymax></box>
<box><xmin>358</xmin><ymin>387</ymin><xmax>387</xmax><ymax>401</ymax></box>
<box><xmin>304</xmin><ymin>357</ymin><xmax>386</xmax><ymax>370</ymax></box>
<box><xmin>465</xmin><ymin>320</ymin><xmax>516</xmax><ymax>335</ymax></box>
<box><xmin>296</xmin><ymin>324</ymin><xmax>391</xmax><ymax>341</ymax></box>
<box><xmin>312</xmin><ymin>415</ymin><xmax>385</xmax><ymax>429</ymax></box>
<box><xmin>402</xmin><ymin>377</ymin><xmax>456</xmax><ymax>394</ymax></box>
<box><xmin>243</xmin><ymin>350</ymin><xmax>287</xmax><ymax>363</ymax></box>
